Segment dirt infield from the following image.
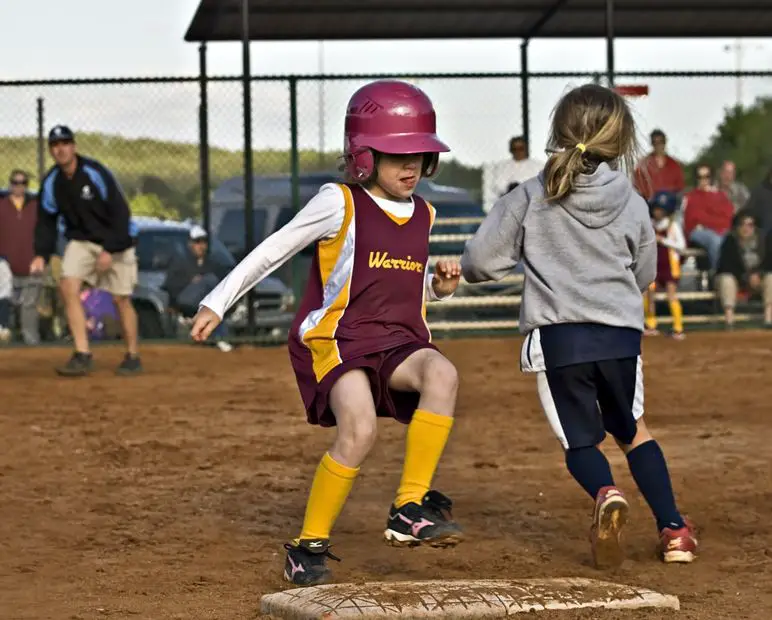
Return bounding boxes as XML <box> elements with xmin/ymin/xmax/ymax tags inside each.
<box><xmin>1</xmin><ymin>332</ymin><xmax>771</xmax><ymax>619</ymax></box>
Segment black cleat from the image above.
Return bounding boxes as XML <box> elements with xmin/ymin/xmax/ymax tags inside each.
<box><xmin>116</xmin><ymin>354</ymin><xmax>142</xmax><ymax>376</ymax></box>
<box><xmin>55</xmin><ymin>352</ymin><xmax>94</xmax><ymax>377</ymax></box>
<box><xmin>384</xmin><ymin>490</ymin><xmax>464</xmax><ymax>548</ymax></box>
<box><xmin>283</xmin><ymin>538</ymin><xmax>340</xmax><ymax>586</ymax></box>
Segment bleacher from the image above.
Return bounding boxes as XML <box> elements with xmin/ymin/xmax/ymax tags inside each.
<box><xmin>424</xmin><ymin>216</ymin><xmax>764</xmax><ymax>333</ymax></box>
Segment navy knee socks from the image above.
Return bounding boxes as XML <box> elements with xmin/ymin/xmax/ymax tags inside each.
<box><xmin>626</xmin><ymin>441</ymin><xmax>685</xmax><ymax>532</ymax></box>
<box><xmin>565</xmin><ymin>446</ymin><xmax>615</xmax><ymax>500</ymax></box>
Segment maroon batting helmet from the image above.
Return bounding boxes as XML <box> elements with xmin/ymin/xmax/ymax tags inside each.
<box><xmin>343</xmin><ymin>80</ymin><xmax>450</xmax><ymax>182</ymax></box>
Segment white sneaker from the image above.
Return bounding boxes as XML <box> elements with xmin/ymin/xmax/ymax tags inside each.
<box><xmin>0</xmin><ymin>327</ymin><xmax>11</xmax><ymax>344</ymax></box>
<box><xmin>216</xmin><ymin>341</ymin><xmax>233</xmax><ymax>353</ymax></box>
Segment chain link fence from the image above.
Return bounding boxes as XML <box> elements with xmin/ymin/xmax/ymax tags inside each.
<box><xmin>1</xmin><ymin>69</ymin><xmax>772</xmax><ymax>343</ymax></box>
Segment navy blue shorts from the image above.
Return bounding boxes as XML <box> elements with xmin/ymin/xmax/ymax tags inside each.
<box><xmin>536</xmin><ymin>357</ymin><xmax>644</xmax><ymax>450</ymax></box>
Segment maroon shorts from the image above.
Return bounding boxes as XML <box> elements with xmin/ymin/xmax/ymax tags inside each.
<box><xmin>655</xmin><ymin>245</ymin><xmax>679</xmax><ymax>288</ymax></box>
<box><xmin>288</xmin><ymin>339</ymin><xmax>437</xmax><ymax>427</ymax></box>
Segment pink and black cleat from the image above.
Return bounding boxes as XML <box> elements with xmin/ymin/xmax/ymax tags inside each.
<box><xmin>590</xmin><ymin>485</ymin><xmax>630</xmax><ymax>569</ymax></box>
<box><xmin>283</xmin><ymin>538</ymin><xmax>340</xmax><ymax>586</ymax></box>
<box><xmin>384</xmin><ymin>490</ymin><xmax>464</xmax><ymax>548</ymax></box>
<box><xmin>658</xmin><ymin>517</ymin><xmax>698</xmax><ymax>563</ymax></box>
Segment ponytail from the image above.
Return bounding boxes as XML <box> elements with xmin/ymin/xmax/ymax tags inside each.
<box><xmin>542</xmin><ymin>83</ymin><xmax>639</xmax><ymax>203</ymax></box>
<box><xmin>543</xmin><ymin>145</ymin><xmax>589</xmax><ymax>203</ymax></box>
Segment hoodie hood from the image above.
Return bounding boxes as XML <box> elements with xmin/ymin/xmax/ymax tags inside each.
<box><xmin>542</xmin><ymin>162</ymin><xmax>633</xmax><ymax>229</ymax></box>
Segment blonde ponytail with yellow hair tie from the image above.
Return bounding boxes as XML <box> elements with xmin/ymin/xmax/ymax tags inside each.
<box><xmin>575</xmin><ymin>143</ymin><xmax>587</xmax><ymax>153</ymax></box>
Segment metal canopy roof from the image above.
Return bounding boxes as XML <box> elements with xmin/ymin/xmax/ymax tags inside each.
<box><xmin>184</xmin><ymin>0</ymin><xmax>772</xmax><ymax>42</ymax></box>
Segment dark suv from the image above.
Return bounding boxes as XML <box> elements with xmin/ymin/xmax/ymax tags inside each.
<box><xmin>128</xmin><ymin>217</ymin><xmax>295</xmax><ymax>339</ymax></box>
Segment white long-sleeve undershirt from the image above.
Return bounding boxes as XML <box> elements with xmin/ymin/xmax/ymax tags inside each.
<box><xmin>200</xmin><ymin>183</ymin><xmax>449</xmax><ymax>319</ymax></box>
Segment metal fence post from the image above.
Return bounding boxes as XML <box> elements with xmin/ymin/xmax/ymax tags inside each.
<box><xmin>289</xmin><ymin>77</ymin><xmax>301</xmax><ymax>302</ymax></box>
<box><xmin>36</xmin><ymin>97</ymin><xmax>45</xmax><ymax>184</ymax></box>
<box><xmin>198</xmin><ymin>43</ymin><xmax>211</xmax><ymax>246</ymax></box>
<box><xmin>241</xmin><ymin>0</ymin><xmax>256</xmax><ymax>331</ymax></box>
<box><xmin>520</xmin><ymin>42</ymin><xmax>530</xmax><ymax>154</ymax></box>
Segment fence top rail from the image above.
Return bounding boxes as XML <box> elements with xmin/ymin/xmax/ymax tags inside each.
<box><xmin>2</xmin><ymin>69</ymin><xmax>772</xmax><ymax>87</ymax></box>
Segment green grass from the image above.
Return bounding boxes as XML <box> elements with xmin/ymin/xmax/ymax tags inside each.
<box><xmin>0</xmin><ymin>132</ymin><xmax>344</xmax><ymax>218</ymax></box>
<box><xmin>0</xmin><ymin>132</ymin><xmax>485</xmax><ymax>218</ymax></box>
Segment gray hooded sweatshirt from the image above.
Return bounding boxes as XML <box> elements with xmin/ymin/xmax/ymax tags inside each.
<box><xmin>461</xmin><ymin>163</ymin><xmax>656</xmax><ymax>364</ymax></box>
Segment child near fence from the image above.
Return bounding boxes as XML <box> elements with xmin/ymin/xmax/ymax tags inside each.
<box><xmin>644</xmin><ymin>191</ymin><xmax>687</xmax><ymax>339</ymax></box>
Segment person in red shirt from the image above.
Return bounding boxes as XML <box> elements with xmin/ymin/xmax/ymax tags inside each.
<box><xmin>634</xmin><ymin>129</ymin><xmax>685</xmax><ymax>200</ymax></box>
<box><xmin>682</xmin><ymin>163</ymin><xmax>735</xmax><ymax>271</ymax></box>
<box><xmin>0</xmin><ymin>169</ymin><xmax>41</xmax><ymax>345</ymax></box>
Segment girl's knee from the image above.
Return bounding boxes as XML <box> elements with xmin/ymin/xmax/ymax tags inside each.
<box><xmin>422</xmin><ymin>354</ymin><xmax>459</xmax><ymax>396</ymax></box>
<box><xmin>334</xmin><ymin>416</ymin><xmax>378</xmax><ymax>460</ymax></box>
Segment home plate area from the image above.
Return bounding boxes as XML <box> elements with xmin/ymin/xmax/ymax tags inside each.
<box><xmin>260</xmin><ymin>577</ymin><xmax>679</xmax><ymax>619</ymax></box>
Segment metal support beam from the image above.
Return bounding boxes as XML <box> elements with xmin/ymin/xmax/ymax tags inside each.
<box><xmin>523</xmin><ymin>0</ymin><xmax>569</xmax><ymax>40</ymax></box>
<box><xmin>241</xmin><ymin>0</ymin><xmax>256</xmax><ymax>330</ymax></box>
<box><xmin>198</xmin><ymin>43</ymin><xmax>211</xmax><ymax>247</ymax></box>
<box><xmin>519</xmin><ymin>0</ymin><xmax>568</xmax><ymax>153</ymax></box>
<box><xmin>606</xmin><ymin>0</ymin><xmax>615</xmax><ymax>87</ymax></box>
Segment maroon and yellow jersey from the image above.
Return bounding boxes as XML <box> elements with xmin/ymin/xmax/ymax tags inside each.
<box><xmin>290</xmin><ymin>183</ymin><xmax>435</xmax><ymax>382</ymax></box>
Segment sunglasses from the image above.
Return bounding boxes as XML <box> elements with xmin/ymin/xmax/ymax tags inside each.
<box><xmin>697</xmin><ymin>173</ymin><xmax>711</xmax><ymax>180</ymax></box>
<box><xmin>10</xmin><ymin>178</ymin><xmax>28</xmax><ymax>186</ymax></box>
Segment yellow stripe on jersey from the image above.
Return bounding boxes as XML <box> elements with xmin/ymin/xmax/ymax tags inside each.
<box><xmin>421</xmin><ymin>200</ymin><xmax>436</xmax><ymax>343</ymax></box>
<box><xmin>299</xmin><ymin>184</ymin><xmax>357</xmax><ymax>382</ymax></box>
<box><xmin>382</xmin><ymin>210</ymin><xmax>411</xmax><ymax>226</ymax></box>
<box><xmin>668</xmin><ymin>246</ymin><xmax>681</xmax><ymax>280</ymax></box>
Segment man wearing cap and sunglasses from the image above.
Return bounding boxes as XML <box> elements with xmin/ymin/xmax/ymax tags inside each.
<box><xmin>30</xmin><ymin>125</ymin><xmax>142</xmax><ymax>376</ymax></box>
<box><xmin>0</xmin><ymin>169</ymin><xmax>42</xmax><ymax>345</ymax></box>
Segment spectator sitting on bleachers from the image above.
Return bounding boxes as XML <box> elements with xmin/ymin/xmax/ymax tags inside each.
<box><xmin>745</xmin><ymin>167</ymin><xmax>772</xmax><ymax>236</ymax></box>
<box><xmin>682</xmin><ymin>163</ymin><xmax>735</xmax><ymax>272</ymax></box>
<box><xmin>716</xmin><ymin>211</ymin><xmax>772</xmax><ymax>329</ymax></box>
<box><xmin>718</xmin><ymin>160</ymin><xmax>750</xmax><ymax>213</ymax></box>
<box><xmin>634</xmin><ymin>129</ymin><xmax>686</xmax><ymax>201</ymax></box>
<box><xmin>163</xmin><ymin>225</ymin><xmax>232</xmax><ymax>350</ymax></box>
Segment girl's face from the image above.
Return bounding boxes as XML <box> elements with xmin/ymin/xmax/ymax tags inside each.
<box><xmin>370</xmin><ymin>153</ymin><xmax>424</xmax><ymax>201</ymax></box>
<box><xmin>652</xmin><ymin>207</ymin><xmax>667</xmax><ymax>222</ymax></box>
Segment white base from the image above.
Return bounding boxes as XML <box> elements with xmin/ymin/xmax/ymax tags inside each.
<box><xmin>260</xmin><ymin>577</ymin><xmax>680</xmax><ymax>619</ymax></box>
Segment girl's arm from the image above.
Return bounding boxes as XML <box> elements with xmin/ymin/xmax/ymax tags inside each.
<box><xmin>660</xmin><ymin>221</ymin><xmax>686</xmax><ymax>253</ymax></box>
<box><xmin>200</xmin><ymin>184</ymin><xmax>345</xmax><ymax>319</ymax></box>
<box><xmin>461</xmin><ymin>186</ymin><xmax>527</xmax><ymax>283</ymax></box>
<box><xmin>424</xmin><ymin>204</ymin><xmax>457</xmax><ymax>301</ymax></box>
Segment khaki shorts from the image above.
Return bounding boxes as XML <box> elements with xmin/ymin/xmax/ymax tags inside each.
<box><xmin>61</xmin><ymin>240</ymin><xmax>138</xmax><ymax>297</ymax></box>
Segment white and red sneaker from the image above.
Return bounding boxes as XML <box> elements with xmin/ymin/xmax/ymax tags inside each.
<box><xmin>658</xmin><ymin>517</ymin><xmax>698</xmax><ymax>563</ymax></box>
<box><xmin>590</xmin><ymin>486</ymin><xmax>630</xmax><ymax>569</ymax></box>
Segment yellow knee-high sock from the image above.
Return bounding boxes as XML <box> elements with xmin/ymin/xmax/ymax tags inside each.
<box><xmin>298</xmin><ymin>452</ymin><xmax>359</xmax><ymax>541</ymax></box>
<box><xmin>395</xmin><ymin>409</ymin><xmax>454</xmax><ymax>509</ymax></box>
<box><xmin>644</xmin><ymin>287</ymin><xmax>657</xmax><ymax>330</ymax></box>
<box><xmin>669</xmin><ymin>299</ymin><xmax>684</xmax><ymax>334</ymax></box>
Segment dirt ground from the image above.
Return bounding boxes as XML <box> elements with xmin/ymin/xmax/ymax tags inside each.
<box><xmin>1</xmin><ymin>332</ymin><xmax>771</xmax><ymax>620</ymax></box>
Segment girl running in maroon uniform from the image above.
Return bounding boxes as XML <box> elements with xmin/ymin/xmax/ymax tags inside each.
<box><xmin>191</xmin><ymin>80</ymin><xmax>464</xmax><ymax>586</ymax></box>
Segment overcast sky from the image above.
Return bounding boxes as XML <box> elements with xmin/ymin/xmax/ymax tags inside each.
<box><xmin>1</xmin><ymin>0</ymin><xmax>771</xmax><ymax>167</ymax></box>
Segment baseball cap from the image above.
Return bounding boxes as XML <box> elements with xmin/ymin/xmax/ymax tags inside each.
<box><xmin>189</xmin><ymin>225</ymin><xmax>208</xmax><ymax>241</ymax></box>
<box><xmin>48</xmin><ymin>125</ymin><xmax>75</xmax><ymax>144</ymax></box>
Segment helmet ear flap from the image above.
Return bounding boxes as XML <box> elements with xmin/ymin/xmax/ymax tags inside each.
<box><xmin>346</xmin><ymin>148</ymin><xmax>375</xmax><ymax>182</ymax></box>
<box><xmin>422</xmin><ymin>153</ymin><xmax>440</xmax><ymax>178</ymax></box>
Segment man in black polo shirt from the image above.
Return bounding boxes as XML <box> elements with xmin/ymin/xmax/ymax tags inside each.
<box><xmin>31</xmin><ymin>125</ymin><xmax>142</xmax><ymax>376</ymax></box>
